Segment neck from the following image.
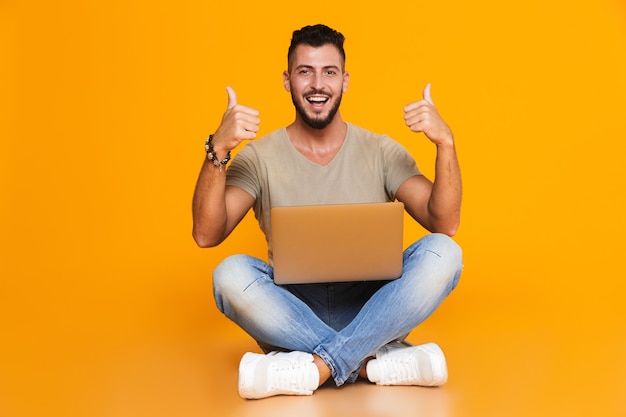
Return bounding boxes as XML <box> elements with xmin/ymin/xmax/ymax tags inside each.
<box><xmin>287</xmin><ymin>113</ymin><xmax>346</xmax><ymax>146</ymax></box>
<box><xmin>286</xmin><ymin>115</ymin><xmax>348</xmax><ymax>165</ymax></box>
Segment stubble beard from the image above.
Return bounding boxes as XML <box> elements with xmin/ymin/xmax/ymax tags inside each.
<box><xmin>291</xmin><ymin>91</ymin><xmax>342</xmax><ymax>130</ymax></box>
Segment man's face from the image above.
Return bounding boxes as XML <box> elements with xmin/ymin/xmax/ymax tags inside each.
<box><xmin>283</xmin><ymin>44</ymin><xmax>350</xmax><ymax>129</ymax></box>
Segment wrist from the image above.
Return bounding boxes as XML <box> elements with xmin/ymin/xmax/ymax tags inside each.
<box><xmin>209</xmin><ymin>133</ymin><xmax>229</xmax><ymax>155</ymax></box>
<box><xmin>434</xmin><ymin>134</ymin><xmax>455</xmax><ymax>150</ymax></box>
<box><xmin>205</xmin><ymin>134</ymin><xmax>231</xmax><ymax>171</ymax></box>
<box><xmin>435</xmin><ymin>141</ymin><xmax>455</xmax><ymax>151</ymax></box>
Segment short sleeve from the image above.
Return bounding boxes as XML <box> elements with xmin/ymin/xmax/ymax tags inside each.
<box><xmin>225</xmin><ymin>144</ymin><xmax>261</xmax><ymax>199</ymax></box>
<box><xmin>380</xmin><ymin>136</ymin><xmax>422</xmax><ymax>198</ymax></box>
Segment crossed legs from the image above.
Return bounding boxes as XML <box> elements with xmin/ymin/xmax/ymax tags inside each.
<box><xmin>213</xmin><ymin>233</ymin><xmax>462</xmax><ymax>393</ymax></box>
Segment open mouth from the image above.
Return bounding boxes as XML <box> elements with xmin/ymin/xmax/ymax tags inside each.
<box><xmin>306</xmin><ymin>95</ymin><xmax>329</xmax><ymax>105</ymax></box>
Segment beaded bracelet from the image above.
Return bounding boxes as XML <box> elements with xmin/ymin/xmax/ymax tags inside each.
<box><xmin>205</xmin><ymin>134</ymin><xmax>231</xmax><ymax>172</ymax></box>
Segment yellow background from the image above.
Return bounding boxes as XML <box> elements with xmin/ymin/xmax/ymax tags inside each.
<box><xmin>1</xmin><ymin>0</ymin><xmax>625</xmax><ymax>416</ymax></box>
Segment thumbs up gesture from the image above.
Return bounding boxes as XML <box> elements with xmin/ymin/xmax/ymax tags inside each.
<box><xmin>403</xmin><ymin>84</ymin><xmax>454</xmax><ymax>147</ymax></box>
<box><xmin>211</xmin><ymin>86</ymin><xmax>261</xmax><ymax>156</ymax></box>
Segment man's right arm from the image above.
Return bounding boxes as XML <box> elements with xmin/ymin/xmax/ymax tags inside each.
<box><xmin>192</xmin><ymin>87</ymin><xmax>260</xmax><ymax>248</ymax></box>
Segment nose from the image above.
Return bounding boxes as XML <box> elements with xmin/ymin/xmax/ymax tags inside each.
<box><xmin>311</xmin><ymin>72</ymin><xmax>324</xmax><ymax>90</ymax></box>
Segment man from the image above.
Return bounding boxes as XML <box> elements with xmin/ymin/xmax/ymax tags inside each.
<box><xmin>192</xmin><ymin>24</ymin><xmax>463</xmax><ymax>399</ymax></box>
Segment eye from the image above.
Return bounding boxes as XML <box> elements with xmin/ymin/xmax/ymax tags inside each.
<box><xmin>326</xmin><ymin>70</ymin><xmax>337</xmax><ymax>76</ymax></box>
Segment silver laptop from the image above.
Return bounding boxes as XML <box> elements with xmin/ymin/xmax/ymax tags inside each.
<box><xmin>270</xmin><ymin>202</ymin><xmax>404</xmax><ymax>284</ymax></box>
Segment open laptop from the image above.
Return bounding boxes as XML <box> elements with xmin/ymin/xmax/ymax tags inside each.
<box><xmin>270</xmin><ymin>202</ymin><xmax>404</xmax><ymax>284</ymax></box>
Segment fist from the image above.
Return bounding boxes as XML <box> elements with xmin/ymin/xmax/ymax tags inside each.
<box><xmin>212</xmin><ymin>86</ymin><xmax>261</xmax><ymax>153</ymax></box>
<box><xmin>403</xmin><ymin>84</ymin><xmax>453</xmax><ymax>147</ymax></box>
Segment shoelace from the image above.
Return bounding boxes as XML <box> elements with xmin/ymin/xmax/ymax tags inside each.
<box><xmin>378</xmin><ymin>356</ymin><xmax>421</xmax><ymax>383</ymax></box>
<box><xmin>266</xmin><ymin>359</ymin><xmax>312</xmax><ymax>392</ymax></box>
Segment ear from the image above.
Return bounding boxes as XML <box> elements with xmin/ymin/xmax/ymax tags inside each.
<box><xmin>282</xmin><ymin>70</ymin><xmax>291</xmax><ymax>92</ymax></box>
<box><xmin>342</xmin><ymin>71</ymin><xmax>350</xmax><ymax>93</ymax></box>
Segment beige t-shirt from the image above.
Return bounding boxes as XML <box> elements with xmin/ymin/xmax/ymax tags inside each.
<box><xmin>226</xmin><ymin>122</ymin><xmax>422</xmax><ymax>262</ymax></box>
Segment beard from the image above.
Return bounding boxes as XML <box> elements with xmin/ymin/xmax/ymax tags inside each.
<box><xmin>291</xmin><ymin>91</ymin><xmax>342</xmax><ymax>130</ymax></box>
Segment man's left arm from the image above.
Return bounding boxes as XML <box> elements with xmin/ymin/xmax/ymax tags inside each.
<box><xmin>395</xmin><ymin>84</ymin><xmax>462</xmax><ymax>236</ymax></box>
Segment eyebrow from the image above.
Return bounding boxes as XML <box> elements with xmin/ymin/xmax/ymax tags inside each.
<box><xmin>295</xmin><ymin>64</ymin><xmax>341</xmax><ymax>71</ymax></box>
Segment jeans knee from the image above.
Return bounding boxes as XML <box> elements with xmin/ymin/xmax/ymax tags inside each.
<box><xmin>406</xmin><ymin>233</ymin><xmax>463</xmax><ymax>291</ymax></box>
<box><xmin>212</xmin><ymin>254</ymin><xmax>259</xmax><ymax>307</ymax></box>
<box><xmin>430</xmin><ymin>233</ymin><xmax>463</xmax><ymax>290</ymax></box>
<box><xmin>213</xmin><ymin>254</ymin><xmax>239</xmax><ymax>291</ymax></box>
<box><xmin>422</xmin><ymin>233</ymin><xmax>463</xmax><ymax>267</ymax></box>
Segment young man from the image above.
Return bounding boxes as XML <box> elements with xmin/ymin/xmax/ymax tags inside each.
<box><xmin>192</xmin><ymin>24</ymin><xmax>463</xmax><ymax>399</ymax></box>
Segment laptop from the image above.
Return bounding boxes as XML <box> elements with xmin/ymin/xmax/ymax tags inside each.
<box><xmin>270</xmin><ymin>202</ymin><xmax>404</xmax><ymax>284</ymax></box>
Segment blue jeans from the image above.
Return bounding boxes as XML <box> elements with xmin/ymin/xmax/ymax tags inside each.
<box><xmin>213</xmin><ymin>233</ymin><xmax>463</xmax><ymax>386</ymax></box>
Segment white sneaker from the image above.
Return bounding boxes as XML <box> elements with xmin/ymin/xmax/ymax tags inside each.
<box><xmin>238</xmin><ymin>351</ymin><xmax>320</xmax><ymax>399</ymax></box>
<box><xmin>366</xmin><ymin>341</ymin><xmax>448</xmax><ymax>386</ymax></box>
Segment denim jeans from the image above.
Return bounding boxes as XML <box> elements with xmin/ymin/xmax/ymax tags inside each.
<box><xmin>213</xmin><ymin>233</ymin><xmax>463</xmax><ymax>386</ymax></box>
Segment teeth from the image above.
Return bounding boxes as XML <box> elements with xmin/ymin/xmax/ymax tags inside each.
<box><xmin>307</xmin><ymin>96</ymin><xmax>328</xmax><ymax>103</ymax></box>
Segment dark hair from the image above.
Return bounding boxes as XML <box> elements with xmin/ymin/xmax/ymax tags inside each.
<box><xmin>287</xmin><ymin>24</ymin><xmax>346</xmax><ymax>70</ymax></box>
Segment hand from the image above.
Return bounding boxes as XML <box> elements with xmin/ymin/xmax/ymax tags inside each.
<box><xmin>212</xmin><ymin>86</ymin><xmax>260</xmax><ymax>155</ymax></box>
<box><xmin>403</xmin><ymin>84</ymin><xmax>454</xmax><ymax>147</ymax></box>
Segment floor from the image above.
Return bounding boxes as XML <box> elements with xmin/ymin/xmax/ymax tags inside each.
<box><xmin>7</xmin><ymin>281</ymin><xmax>621</xmax><ymax>417</ymax></box>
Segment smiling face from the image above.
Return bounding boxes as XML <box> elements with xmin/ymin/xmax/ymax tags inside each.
<box><xmin>283</xmin><ymin>43</ymin><xmax>350</xmax><ymax>130</ymax></box>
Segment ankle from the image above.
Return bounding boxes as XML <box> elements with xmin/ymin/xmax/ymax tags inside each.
<box><xmin>313</xmin><ymin>354</ymin><xmax>332</xmax><ymax>386</ymax></box>
<box><xmin>359</xmin><ymin>357</ymin><xmax>374</xmax><ymax>379</ymax></box>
